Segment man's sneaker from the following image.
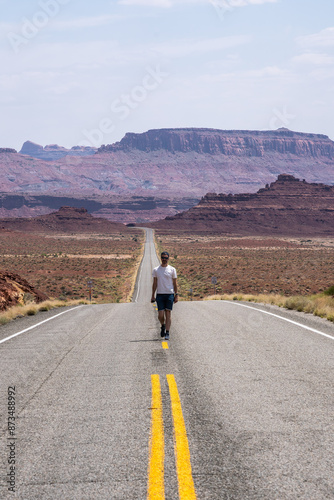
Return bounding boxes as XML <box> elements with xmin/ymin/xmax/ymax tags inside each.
<box><xmin>160</xmin><ymin>324</ymin><xmax>166</xmax><ymax>337</ymax></box>
<box><xmin>165</xmin><ymin>331</ymin><xmax>169</xmax><ymax>340</ymax></box>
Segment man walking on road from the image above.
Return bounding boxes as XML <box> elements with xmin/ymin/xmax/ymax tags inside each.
<box><xmin>151</xmin><ymin>252</ymin><xmax>178</xmax><ymax>340</ymax></box>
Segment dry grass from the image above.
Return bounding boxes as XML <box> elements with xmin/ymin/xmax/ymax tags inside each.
<box><xmin>0</xmin><ymin>299</ymin><xmax>90</xmax><ymax>326</ymax></box>
<box><xmin>205</xmin><ymin>293</ymin><xmax>334</xmax><ymax>323</ymax></box>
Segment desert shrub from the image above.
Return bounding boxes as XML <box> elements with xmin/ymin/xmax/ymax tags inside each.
<box><xmin>26</xmin><ymin>307</ymin><xmax>37</xmax><ymax>315</ymax></box>
<box><xmin>324</xmin><ymin>285</ymin><xmax>334</xmax><ymax>296</ymax></box>
<box><xmin>314</xmin><ymin>308</ymin><xmax>326</xmax><ymax>318</ymax></box>
<box><xmin>23</xmin><ymin>293</ymin><xmax>35</xmax><ymax>304</ymax></box>
<box><xmin>39</xmin><ymin>304</ymin><xmax>51</xmax><ymax>311</ymax></box>
<box><xmin>302</xmin><ymin>300</ymin><xmax>317</xmax><ymax>314</ymax></box>
<box><xmin>285</xmin><ymin>296</ymin><xmax>309</xmax><ymax>312</ymax></box>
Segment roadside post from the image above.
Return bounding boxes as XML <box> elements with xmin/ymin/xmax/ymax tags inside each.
<box><xmin>188</xmin><ymin>287</ymin><xmax>193</xmax><ymax>301</ymax></box>
<box><xmin>87</xmin><ymin>280</ymin><xmax>93</xmax><ymax>302</ymax></box>
<box><xmin>211</xmin><ymin>276</ymin><xmax>217</xmax><ymax>295</ymax></box>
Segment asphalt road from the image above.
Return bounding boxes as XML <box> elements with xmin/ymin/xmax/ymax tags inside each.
<box><xmin>0</xmin><ymin>228</ymin><xmax>333</xmax><ymax>499</ymax></box>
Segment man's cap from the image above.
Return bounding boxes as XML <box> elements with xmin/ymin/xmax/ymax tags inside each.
<box><xmin>161</xmin><ymin>251</ymin><xmax>169</xmax><ymax>258</ymax></box>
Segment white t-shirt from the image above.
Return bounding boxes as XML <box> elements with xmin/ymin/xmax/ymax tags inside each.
<box><xmin>152</xmin><ymin>265</ymin><xmax>177</xmax><ymax>294</ymax></box>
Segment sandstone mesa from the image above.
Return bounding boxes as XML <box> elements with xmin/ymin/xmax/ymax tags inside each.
<box><xmin>150</xmin><ymin>174</ymin><xmax>334</xmax><ymax>236</ymax></box>
<box><xmin>1</xmin><ymin>127</ymin><xmax>334</xmax><ymax>223</ymax></box>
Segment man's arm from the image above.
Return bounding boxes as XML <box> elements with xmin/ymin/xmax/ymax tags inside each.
<box><xmin>173</xmin><ymin>278</ymin><xmax>178</xmax><ymax>303</ymax></box>
<box><xmin>151</xmin><ymin>277</ymin><xmax>157</xmax><ymax>302</ymax></box>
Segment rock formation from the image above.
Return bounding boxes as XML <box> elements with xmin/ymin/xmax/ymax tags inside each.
<box><xmin>0</xmin><ymin>193</ymin><xmax>199</xmax><ymax>224</ymax></box>
<box><xmin>1</xmin><ymin>128</ymin><xmax>334</xmax><ymax>222</ymax></box>
<box><xmin>150</xmin><ymin>175</ymin><xmax>334</xmax><ymax>236</ymax></box>
<box><xmin>0</xmin><ymin>206</ymin><xmax>127</xmax><ymax>233</ymax></box>
<box><xmin>19</xmin><ymin>141</ymin><xmax>97</xmax><ymax>160</ymax></box>
<box><xmin>0</xmin><ymin>271</ymin><xmax>48</xmax><ymax>311</ymax></box>
<box><xmin>99</xmin><ymin>128</ymin><xmax>334</xmax><ymax>158</ymax></box>
<box><xmin>0</xmin><ymin>148</ymin><xmax>17</xmax><ymax>154</ymax></box>
<box><xmin>7</xmin><ymin>127</ymin><xmax>333</xmax><ymax>197</ymax></box>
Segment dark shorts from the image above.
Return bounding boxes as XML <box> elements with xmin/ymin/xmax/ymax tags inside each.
<box><xmin>156</xmin><ymin>294</ymin><xmax>174</xmax><ymax>311</ymax></box>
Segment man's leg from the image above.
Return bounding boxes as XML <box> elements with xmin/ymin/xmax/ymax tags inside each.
<box><xmin>164</xmin><ymin>310</ymin><xmax>171</xmax><ymax>340</ymax></box>
<box><xmin>158</xmin><ymin>310</ymin><xmax>166</xmax><ymax>326</ymax></box>
<box><xmin>164</xmin><ymin>295</ymin><xmax>174</xmax><ymax>340</ymax></box>
<box><xmin>158</xmin><ymin>309</ymin><xmax>166</xmax><ymax>337</ymax></box>
<box><xmin>165</xmin><ymin>310</ymin><xmax>171</xmax><ymax>332</ymax></box>
<box><xmin>156</xmin><ymin>296</ymin><xmax>166</xmax><ymax>336</ymax></box>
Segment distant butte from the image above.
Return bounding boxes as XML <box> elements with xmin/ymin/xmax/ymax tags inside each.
<box><xmin>1</xmin><ymin>128</ymin><xmax>334</xmax><ymax>222</ymax></box>
<box><xmin>149</xmin><ymin>174</ymin><xmax>334</xmax><ymax>236</ymax></box>
<box><xmin>0</xmin><ymin>148</ymin><xmax>17</xmax><ymax>154</ymax></box>
<box><xmin>0</xmin><ymin>206</ymin><xmax>127</xmax><ymax>233</ymax></box>
<box><xmin>99</xmin><ymin>127</ymin><xmax>333</xmax><ymax>157</ymax></box>
<box><xmin>19</xmin><ymin>140</ymin><xmax>97</xmax><ymax>160</ymax></box>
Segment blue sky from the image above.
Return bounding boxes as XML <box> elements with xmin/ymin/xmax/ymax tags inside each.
<box><xmin>1</xmin><ymin>0</ymin><xmax>334</xmax><ymax>149</ymax></box>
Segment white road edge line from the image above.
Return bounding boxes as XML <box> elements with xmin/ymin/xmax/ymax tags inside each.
<box><xmin>134</xmin><ymin>227</ymin><xmax>148</xmax><ymax>303</ymax></box>
<box><xmin>0</xmin><ymin>306</ymin><xmax>84</xmax><ymax>345</ymax></box>
<box><xmin>229</xmin><ymin>302</ymin><xmax>334</xmax><ymax>341</ymax></box>
<box><xmin>134</xmin><ymin>256</ymin><xmax>144</xmax><ymax>303</ymax></box>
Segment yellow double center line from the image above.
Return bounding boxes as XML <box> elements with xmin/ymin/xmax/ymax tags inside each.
<box><xmin>148</xmin><ymin>374</ymin><xmax>197</xmax><ymax>499</ymax></box>
<box><xmin>148</xmin><ymin>375</ymin><xmax>165</xmax><ymax>499</ymax></box>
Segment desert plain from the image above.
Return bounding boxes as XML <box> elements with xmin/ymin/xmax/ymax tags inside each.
<box><xmin>1</xmin><ymin>224</ymin><xmax>334</xmax><ymax>306</ymax></box>
<box><xmin>0</xmin><ymin>227</ymin><xmax>143</xmax><ymax>304</ymax></box>
<box><xmin>155</xmin><ymin>231</ymin><xmax>334</xmax><ymax>299</ymax></box>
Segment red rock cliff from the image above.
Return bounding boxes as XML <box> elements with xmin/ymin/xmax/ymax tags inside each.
<box><xmin>151</xmin><ymin>174</ymin><xmax>334</xmax><ymax>236</ymax></box>
<box><xmin>99</xmin><ymin>128</ymin><xmax>334</xmax><ymax>158</ymax></box>
<box><xmin>0</xmin><ymin>271</ymin><xmax>48</xmax><ymax>311</ymax></box>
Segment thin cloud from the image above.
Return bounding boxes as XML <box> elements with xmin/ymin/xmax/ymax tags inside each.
<box><xmin>47</xmin><ymin>82</ymin><xmax>81</xmax><ymax>95</ymax></box>
<box><xmin>197</xmin><ymin>65</ymin><xmax>290</xmax><ymax>83</ymax></box>
<box><xmin>0</xmin><ymin>21</ymin><xmax>17</xmax><ymax>32</ymax></box>
<box><xmin>292</xmin><ymin>53</ymin><xmax>334</xmax><ymax>66</ymax></box>
<box><xmin>242</xmin><ymin>0</ymin><xmax>279</xmax><ymax>4</ymax></box>
<box><xmin>119</xmin><ymin>0</ymin><xmax>172</xmax><ymax>6</ymax></box>
<box><xmin>118</xmin><ymin>0</ymin><xmax>278</xmax><ymax>6</ymax></box>
<box><xmin>154</xmin><ymin>35</ymin><xmax>251</xmax><ymax>58</ymax></box>
<box><xmin>296</xmin><ymin>27</ymin><xmax>334</xmax><ymax>48</ymax></box>
<box><xmin>246</xmin><ymin>65</ymin><xmax>288</xmax><ymax>77</ymax></box>
<box><xmin>221</xmin><ymin>0</ymin><xmax>279</xmax><ymax>5</ymax></box>
<box><xmin>54</xmin><ymin>15</ymin><xmax>122</xmax><ymax>30</ymax></box>
<box><xmin>0</xmin><ymin>15</ymin><xmax>121</xmax><ymax>36</ymax></box>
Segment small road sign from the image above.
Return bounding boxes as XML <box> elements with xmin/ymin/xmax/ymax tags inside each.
<box><xmin>211</xmin><ymin>277</ymin><xmax>217</xmax><ymax>295</ymax></box>
<box><xmin>87</xmin><ymin>280</ymin><xmax>93</xmax><ymax>301</ymax></box>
